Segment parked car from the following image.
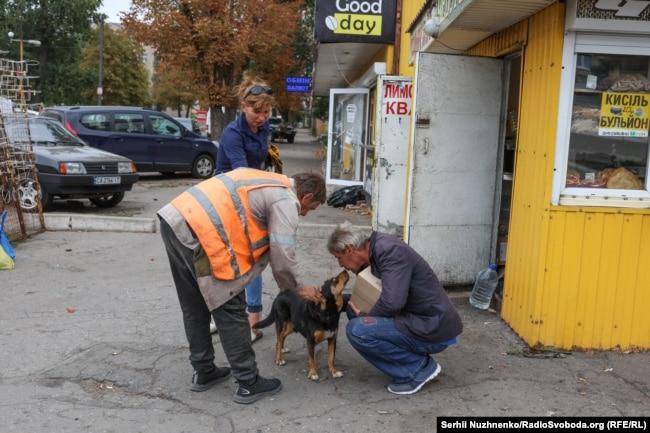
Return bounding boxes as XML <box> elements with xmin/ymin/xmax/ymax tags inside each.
<box><xmin>173</xmin><ymin>116</ymin><xmax>204</xmax><ymax>135</ymax></box>
<box><xmin>268</xmin><ymin>117</ymin><xmax>296</xmax><ymax>143</ymax></box>
<box><xmin>4</xmin><ymin>115</ymin><xmax>138</xmax><ymax>210</ymax></box>
<box><xmin>41</xmin><ymin>106</ymin><xmax>219</xmax><ymax>178</ymax></box>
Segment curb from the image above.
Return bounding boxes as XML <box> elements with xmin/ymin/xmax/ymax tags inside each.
<box><xmin>45</xmin><ymin>214</ymin><xmax>157</xmax><ymax>233</ymax></box>
<box><xmin>43</xmin><ymin>217</ymin><xmax>367</xmax><ymax>237</ymax></box>
<box><xmin>297</xmin><ymin>222</ymin><xmax>370</xmax><ymax>240</ymax></box>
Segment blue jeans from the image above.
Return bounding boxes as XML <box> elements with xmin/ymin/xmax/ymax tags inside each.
<box><xmin>245</xmin><ymin>275</ymin><xmax>263</xmax><ymax>313</ymax></box>
<box><xmin>346</xmin><ymin>315</ymin><xmax>456</xmax><ymax>383</ymax></box>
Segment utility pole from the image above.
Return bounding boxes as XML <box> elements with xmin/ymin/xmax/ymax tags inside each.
<box><xmin>97</xmin><ymin>14</ymin><xmax>104</xmax><ymax>105</ymax></box>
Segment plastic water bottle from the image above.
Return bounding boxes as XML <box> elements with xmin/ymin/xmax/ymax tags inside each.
<box><xmin>469</xmin><ymin>264</ymin><xmax>499</xmax><ymax>310</ymax></box>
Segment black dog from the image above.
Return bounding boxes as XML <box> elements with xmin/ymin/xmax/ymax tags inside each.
<box><xmin>254</xmin><ymin>271</ymin><xmax>350</xmax><ymax>380</ymax></box>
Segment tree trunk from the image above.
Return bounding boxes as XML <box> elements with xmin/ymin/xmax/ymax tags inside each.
<box><xmin>209</xmin><ymin>105</ymin><xmax>228</xmax><ymax>139</ymax></box>
<box><xmin>185</xmin><ymin>105</ymin><xmax>191</xmax><ymax>118</ymax></box>
<box><xmin>225</xmin><ymin>106</ymin><xmax>237</xmax><ymax>124</ymax></box>
<box><xmin>177</xmin><ymin>106</ymin><xmax>181</xmax><ymax>117</ymax></box>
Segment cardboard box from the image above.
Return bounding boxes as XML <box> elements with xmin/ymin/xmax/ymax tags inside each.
<box><xmin>350</xmin><ymin>267</ymin><xmax>382</xmax><ymax>313</ymax></box>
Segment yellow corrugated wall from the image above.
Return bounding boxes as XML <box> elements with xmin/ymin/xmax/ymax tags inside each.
<box><xmin>467</xmin><ymin>2</ymin><xmax>565</xmax><ymax>347</ymax></box>
<box><xmin>500</xmin><ymin>2</ymin><xmax>565</xmax><ymax>348</ymax></box>
<box><xmin>543</xmin><ymin>207</ymin><xmax>650</xmax><ymax>349</ymax></box>
<box><xmin>398</xmin><ymin>0</ymin><xmax>427</xmax><ymax>76</ymax></box>
<box><xmin>467</xmin><ymin>2</ymin><xmax>650</xmax><ymax>350</ymax></box>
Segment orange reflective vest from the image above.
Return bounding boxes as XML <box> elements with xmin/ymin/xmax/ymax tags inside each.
<box><xmin>171</xmin><ymin>168</ymin><xmax>293</xmax><ymax>280</ymax></box>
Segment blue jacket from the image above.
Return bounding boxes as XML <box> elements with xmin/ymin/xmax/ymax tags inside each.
<box><xmin>216</xmin><ymin>114</ymin><xmax>269</xmax><ymax>174</ymax></box>
<box><xmin>368</xmin><ymin>232</ymin><xmax>463</xmax><ymax>342</ymax></box>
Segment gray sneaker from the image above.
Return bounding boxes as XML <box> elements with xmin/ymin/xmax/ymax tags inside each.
<box><xmin>233</xmin><ymin>375</ymin><xmax>282</xmax><ymax>404</ymax></box>
<box><xmin>190</xmin><ymin>366</ymin><xmax>231</xmax><ymax>392</ymax></box>
<box><xmin>387</xmin><ymin>361</ymin><xmax>441</xmax><ymax>395</ymax></box>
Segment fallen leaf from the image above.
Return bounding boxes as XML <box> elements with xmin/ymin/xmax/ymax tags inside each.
<box><xmin>603</xmin><ymin>367</ymin><xmax>613</xmax><ymax>372</ymax></box>
<box><xmin>65</xmin><ymin>307</ymin><xmax>77</xmax><ymax>313</ymax></box>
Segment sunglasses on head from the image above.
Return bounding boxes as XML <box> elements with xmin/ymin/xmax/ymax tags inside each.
<box><xmin>245</xmin><ymin>85</ymin><xmax>273</xmax><ymax>98</ymax></box>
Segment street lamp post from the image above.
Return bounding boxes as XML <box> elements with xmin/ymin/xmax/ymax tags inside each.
<box><xmin>7</xmin><ymin>31</ymin><xmax>41</xmax><ymax>111</ymax></box>
<box><xmin>97</xmin><ymin>14</ymin><xmax>105</xmax><ymax>105</ymax></box>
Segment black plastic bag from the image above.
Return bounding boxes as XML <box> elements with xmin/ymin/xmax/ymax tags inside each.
<box><xmin>327</xmin><ymin>185</ymin><xmax>365</xmax><ymax>208</ymax></box>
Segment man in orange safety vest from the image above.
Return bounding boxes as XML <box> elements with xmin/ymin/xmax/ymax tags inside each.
<box><xmin>158</xmin><ymin>168</ymin><xmax>326</xmax><ymax>404</ymax></box>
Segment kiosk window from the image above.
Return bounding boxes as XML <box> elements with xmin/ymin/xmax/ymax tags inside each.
<box><xmin>566</xmin><ymin>53</ymin><xmax>649</xmax><ymax>191</ymax></box>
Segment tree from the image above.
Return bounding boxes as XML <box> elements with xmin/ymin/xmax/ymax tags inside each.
<box><xmin>123</xmin><ymin>0</ymin><xmax>306</xmax><ymax>138</ymax></box>
<box><xmin>152</xmin><ymin>60</ymin><xmax>198</xmax><ymax>117</ymax></box>
<box><xmin>79</xmin><ymin>26</ymin><xmax>150</xmax><ymax>106</ymax></box>
<box><xmin>0</xmin><ymin>0</ymin><xmax>102</xmax><ymax>105</ymax></box>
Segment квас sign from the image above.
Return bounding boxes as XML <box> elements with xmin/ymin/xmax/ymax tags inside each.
<box><xmin>315</xmin><ymin>0</ymin><xmax>397</xmax><ymax>44</ymax></box>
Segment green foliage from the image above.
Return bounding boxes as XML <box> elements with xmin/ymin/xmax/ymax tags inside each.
<box><xmin>293</xmin><ymin>0</ymin><xmax>315</xmax><ymax>75</ymax></box>
<box><xmin>79</xmin><ymin>26</ymin><xmax>150</xmax><ymax>106</ymax></box>
<box><xmin>0</xmin><ymin>0</ymin><xmax>102</xmax><ymax>105</ymax></box>
<box><xmin>152</xmin><ymin>61</ymin><xmax>197</xmax><ymax>115</ymax></box>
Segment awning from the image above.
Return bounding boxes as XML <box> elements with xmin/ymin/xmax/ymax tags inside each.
<box><xmin>312</xmin><ymin>42</ymin><xmax>385</xmax><ymax>96</ymax></box>
<box><xmin>416</xmin><ymin>0</ymin><xmax>556</xmax><ymax>54</ymax></box>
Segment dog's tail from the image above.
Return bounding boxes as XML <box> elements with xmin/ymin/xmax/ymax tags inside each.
<box><xmin>253</xmin><ymin>309</ymin><xmax>276</xmax><ymax>329</ymax></box>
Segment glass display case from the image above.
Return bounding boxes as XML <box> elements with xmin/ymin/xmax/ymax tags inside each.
<box><xmin>567</xmin><ymin>53</ymin><xmax>649</xmax><ymax>190</ymax></box>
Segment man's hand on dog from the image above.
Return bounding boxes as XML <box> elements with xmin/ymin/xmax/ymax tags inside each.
<box><xmin>297</xmin><ymin>286</ymin><xmax>321</xmax><ymax>303</ymax></box>
<box><xmin>348</xmin><ymin>300</ymin><xmax>361</xmax><ymax>316</ymax></box>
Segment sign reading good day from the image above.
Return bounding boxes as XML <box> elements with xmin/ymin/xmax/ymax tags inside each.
<box><xmin>315</xmin><ymin>0</ymin><xmax>397</xmax><ymax>44</ymax></box>
<box><xmin>598</xmin><ymin>92</ymin><xmax>650</xmax><ymax>138</ymax></box>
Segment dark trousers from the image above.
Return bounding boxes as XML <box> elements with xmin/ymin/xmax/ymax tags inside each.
<box><xmin>159</xmin><ymin>218</ymin><xmax>258</xmax><ymax>383</ymax></box>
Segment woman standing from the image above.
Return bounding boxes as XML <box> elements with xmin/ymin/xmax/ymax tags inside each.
<box><xmin>214</xmin><ymin>74</ymin><xmax>275</xmax><ymax>343</ymax></box>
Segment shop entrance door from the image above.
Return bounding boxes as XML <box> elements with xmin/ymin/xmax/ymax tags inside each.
<box><xmin>405</xmin><ymin>53</ymin><xmax>504</xmax><ymax>285</ymax></box>
<box><xmin>492</xmin><ymin>54</ymin><xmax>522</xmax><ymax>272</ymax></box>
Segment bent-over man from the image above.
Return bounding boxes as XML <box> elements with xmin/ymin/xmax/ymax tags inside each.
<box><xmin>158</xmin><ymin>168</ymin><xmax>325</xmax><ymax>404</ymax></box>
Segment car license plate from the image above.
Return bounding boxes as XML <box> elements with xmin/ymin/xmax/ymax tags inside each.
<box><xmin>93</xmin><ymin>176</ymin><xmax>121</xmax><ymax>185</ymax></box>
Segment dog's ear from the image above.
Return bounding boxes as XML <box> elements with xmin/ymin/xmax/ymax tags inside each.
<box><xmin>331</xmin><ymin>270</ymin><xmax>349</xmax><ymax>295</ymax></box>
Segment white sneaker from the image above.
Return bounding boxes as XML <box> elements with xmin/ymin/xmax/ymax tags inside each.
<box><xmin>209</xmin><ymin>318</ymin><xmax>218</xmax><ymax>334</ymax></box>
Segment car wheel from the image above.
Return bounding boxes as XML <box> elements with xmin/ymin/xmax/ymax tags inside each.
<box><xmin>17</xmin><ymin>177</ymin><xmax>41</xmax><ymax>211</ymax></box>
<box><xmin>192</xmin><ymin>154</ymin><xmax>214</xmax><ymax>179</ymax></box>
<box><xmin>287</xmin><ymin>135</ymin><xmax>295</xmax><ymax>144</ymax></box>
<box><xmin>89</xmin><ymin>192</ymin><xmax>125</xmax><ymax>208</ymax></box>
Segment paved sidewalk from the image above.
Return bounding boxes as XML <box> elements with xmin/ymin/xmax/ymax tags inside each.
<box><xmin>1</xmin><ymin>229</ymin><xmax>648</xmax><ymax>433</ymax></box>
